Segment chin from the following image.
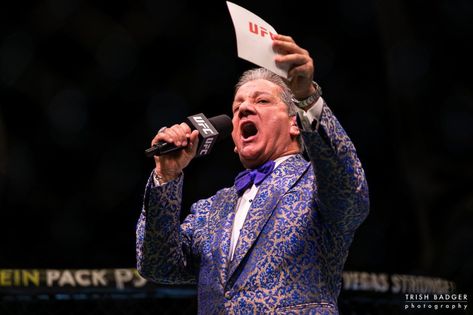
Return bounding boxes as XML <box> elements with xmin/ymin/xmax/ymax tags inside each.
<box><xmin>238</xmin><ymin>152</ymin><xmax>263</xmax><ymax>169</ymax></box>
<box><xmin>239</xmin><ymin>159</ymin><xmax>258</xmax><ymax>169</ymax></box>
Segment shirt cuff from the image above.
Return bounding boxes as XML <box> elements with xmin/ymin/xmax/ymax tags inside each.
<box><xmin>298</xmin><ymin>97</ymin><xmax>324</xmax><ymax>131</ymax></box>
<box><xmin>151</xmin><ymin>170</ymin><xmax>183</xmax><ymax>187</ymax></box>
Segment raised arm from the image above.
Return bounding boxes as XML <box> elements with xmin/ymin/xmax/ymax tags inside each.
<box><xmin>273</xmin><ymin>34</ymin><xmax>369</xmax><ymax>233</ymax></box>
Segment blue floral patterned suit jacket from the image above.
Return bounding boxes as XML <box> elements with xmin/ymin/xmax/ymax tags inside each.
<box><xmin>136</xmin><ymin>105</ymin><xmax>369</xmax><ymax>314</ymax></box>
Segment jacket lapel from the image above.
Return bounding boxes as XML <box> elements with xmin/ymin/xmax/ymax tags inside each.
<box><xmin>227</xmin><ymin>155</ymin><xmax>310</xmax><ymax>281</ymax></box>
<box><xmin>209</xmin><ymin>187</ymin><xmax>239</xmax><ymax>287</ymax></box>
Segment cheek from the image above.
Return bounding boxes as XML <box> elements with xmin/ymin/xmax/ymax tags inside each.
<box><xmin>266</xmin><ymin>117</ymin><xmax>290</xmax><ymax>135</ymax></box>
<box><xmin>231</xmin><ymin>130</ymin><xmax>239</xmax><ymax>144</ymax></box>
<box><xmin>231</xmin><ymin>120</ymin><xmax>238</xmax><ymax>138</ymax></box>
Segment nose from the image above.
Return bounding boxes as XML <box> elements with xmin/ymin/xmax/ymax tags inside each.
<box><xmin>238</xmin><ymin>102</ymin><xmax>256</xmax><ymax>118</ymax></box>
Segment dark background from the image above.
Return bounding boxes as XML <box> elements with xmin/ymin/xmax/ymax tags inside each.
<box><xmin>0</xmin><ymin>0</ymin><xmax>472</xmax><ymax>306</ymax></box>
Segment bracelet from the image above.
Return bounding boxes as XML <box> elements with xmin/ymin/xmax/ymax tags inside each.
<box><xmin>153</xmin><ymin>169</ymin><xmax>163</xmax><ymax>185</ymax></box>
<box><xmin>294</xmin><ymin>81</ymin><xmax>322</xmax><ymax>109</ymax></box>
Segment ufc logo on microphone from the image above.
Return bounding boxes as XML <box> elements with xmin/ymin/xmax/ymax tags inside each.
<box><xmin>199</xmin><ymin>137</ymin><xmax>215</xmax><ymax>155</ymax></box>
<box><xmin>191</xmin><ymin>116</ymin><xmax>215</xmax><ymax>135</ymax></box>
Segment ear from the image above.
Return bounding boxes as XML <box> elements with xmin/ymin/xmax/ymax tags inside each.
<box><xmin>234</xmin><ymin>146</ymin><xmax>238</xmax><ymax>154</ymax></box>
<box><xmin>289</xmin><ymin>116</ymin><xmax>300</xmax><ymax>137</ymax></box>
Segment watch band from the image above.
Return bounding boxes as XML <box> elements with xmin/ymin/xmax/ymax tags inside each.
<box><xmin>295</xmin><ymin>81</ymin><xmax>322</xmax><ymax>109</ymax></box>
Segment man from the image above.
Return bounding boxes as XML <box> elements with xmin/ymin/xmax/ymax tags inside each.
<box><xmin>136</xmin><ymin>34</ymin><xmax>369</xmax><ymax>314</ymax></box>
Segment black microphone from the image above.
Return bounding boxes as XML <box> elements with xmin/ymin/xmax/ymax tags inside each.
<box><xmin>145</xmin><ymin>113</ymin><xmax>233</xmax><ymax>158</ymax></box>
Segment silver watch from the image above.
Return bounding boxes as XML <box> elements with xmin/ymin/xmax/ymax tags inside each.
<box><xmin>295</xmin><ymin>81</ymin><xmax>322</xmax><ymax>109</ymax></box>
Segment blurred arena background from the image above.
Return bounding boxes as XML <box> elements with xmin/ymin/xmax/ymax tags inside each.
<box><xmin>0</xmin><ymin>0</ymin><xmax>472</xmax><ymax>314</ymax></box>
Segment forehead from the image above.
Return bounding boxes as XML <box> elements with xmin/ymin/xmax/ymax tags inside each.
<box><xmin>234</xmin><ymin>79</ymin><xmax>282</xmax><ymax>98</ymax></box>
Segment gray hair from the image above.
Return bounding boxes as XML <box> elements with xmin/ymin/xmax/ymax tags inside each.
<box><xmin>235</xmin><ymin>68</ymin><xmax>299</xmax><ymax>116</ymax></box>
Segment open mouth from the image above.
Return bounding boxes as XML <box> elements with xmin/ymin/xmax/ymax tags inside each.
<box><xmin>241</xmin><ymin>121</ymin><xmax>258</xmax><ymax>140</ymax></box>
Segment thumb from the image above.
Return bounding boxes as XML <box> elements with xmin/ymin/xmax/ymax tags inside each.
<box><xmin>186</xmin><ymin>130</ymin><xmax>200</xmax><ymax>155</ymax></box>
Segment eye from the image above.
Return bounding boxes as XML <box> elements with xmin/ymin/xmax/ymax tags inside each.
<box><xmin>256</xmin><ymin>98</ymin><xmax>270</xmax><ymax>104</ymax></box>
<box><xmin>232</xmin><ymin>105</ymin><xmax>240</xmax><ymax>113</ymax></box>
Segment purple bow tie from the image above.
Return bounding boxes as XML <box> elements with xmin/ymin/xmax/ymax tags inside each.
<box><xmin>234</xmin><ymin>160</ymin><xmax>275</xmax><ymax>196</ymax></box>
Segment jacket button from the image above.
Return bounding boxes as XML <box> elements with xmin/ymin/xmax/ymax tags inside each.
<box><xmin>224</xmin><ymin>291</ymin><xmax>231</xmax><ymax>299</ymax></box>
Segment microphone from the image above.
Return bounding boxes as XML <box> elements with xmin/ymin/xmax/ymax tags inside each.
<box><xmin>145</xmin><ymin>113</ymin><xmax>233</xmax><ymax>158</ymax></box>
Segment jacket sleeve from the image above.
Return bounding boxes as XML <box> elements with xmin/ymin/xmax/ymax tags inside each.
<box><xmin>299</xmin><ymin>103</ymin><xmax>370</xmax><ymax>235</ymax></box>
<box><xmin>135</xmin><ymin>172</ymin><xmax>210</xmax><ymax>285</ymax></box>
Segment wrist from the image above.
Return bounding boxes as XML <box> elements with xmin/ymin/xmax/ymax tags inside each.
<box><xmin>154</xmin><ymin>167</ymin><xmax>181</xmax><ymax>184</ymax></box>
<box><xmin>294</xmin><ymin>81</ymin><xmax>322</xmax><ymax>110</ymax></box>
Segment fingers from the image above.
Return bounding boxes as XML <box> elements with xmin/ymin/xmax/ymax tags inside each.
<box><xmin>273</xmin><ymin>34</ymin><xmax>313</xmax><ymax>77</ymax></box>
<box><xmin>272</xmin><ymin>34</ymin><xmax>306</xmax><ymax>55</ymax></box>
<box><xmin>275</xmin><ymin>53</ymin><xmax>313</xmax><ymax>70</ymax></box>
<box><xmin>168</xmin><ymin>123</ymin><xmax>192</xmax><ymax>147</ymax></box>
<box><xmin>273</xmin><ymin>34</ymin><xmax>294</xmax><ymax>42</ymax></box>
<box><xmin>189</xmin><ymin>129</ymin><xmax>199</xmax><ymax>143</ymax></box>
<box><xmin>151</xmin><ymin>122</ymin><xmax>192</xmax><ymax>147</ymax></box>
<box><xmin>273</xmin><ymin>41</ymin><xmax>305</xmax><ymax>55</ymax></box>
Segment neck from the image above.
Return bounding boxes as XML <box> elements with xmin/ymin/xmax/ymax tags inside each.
<box><xmin>243</xmin><ymin>151</ymin><xmax>300</xmax><ymax>170</ymax></box>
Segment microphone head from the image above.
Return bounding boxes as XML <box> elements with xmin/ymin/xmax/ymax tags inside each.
<box><xmin>186</xmin><ymin>113</ymin><xmax>233</xmax><ymax>157</ymax></box>
<box><xmin>208</xmin><ymin>114</ymin><xmax>233</xmax><ymax>142</ymax></box>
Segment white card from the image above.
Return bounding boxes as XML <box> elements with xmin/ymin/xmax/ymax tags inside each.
<box><xmin>226</xmin><ymin>1</ymin><xmax>288</xmax><ymax>78</ymax></box>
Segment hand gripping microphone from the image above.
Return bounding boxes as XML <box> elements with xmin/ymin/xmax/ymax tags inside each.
<box><xmin>145</xmin><ymin>113</ymin><xmax>233</xmax><ymax>158</ymax></box>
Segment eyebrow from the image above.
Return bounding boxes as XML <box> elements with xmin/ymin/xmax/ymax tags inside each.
<box><xmin>234</xmin><ymin>91</ymin><xmax>274</xmax><ymax>102</ymax></box>
<box><xmin>233</xmin><ymin>91</ymin><xmax>270</xmax><ymax>112</ymax></box>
